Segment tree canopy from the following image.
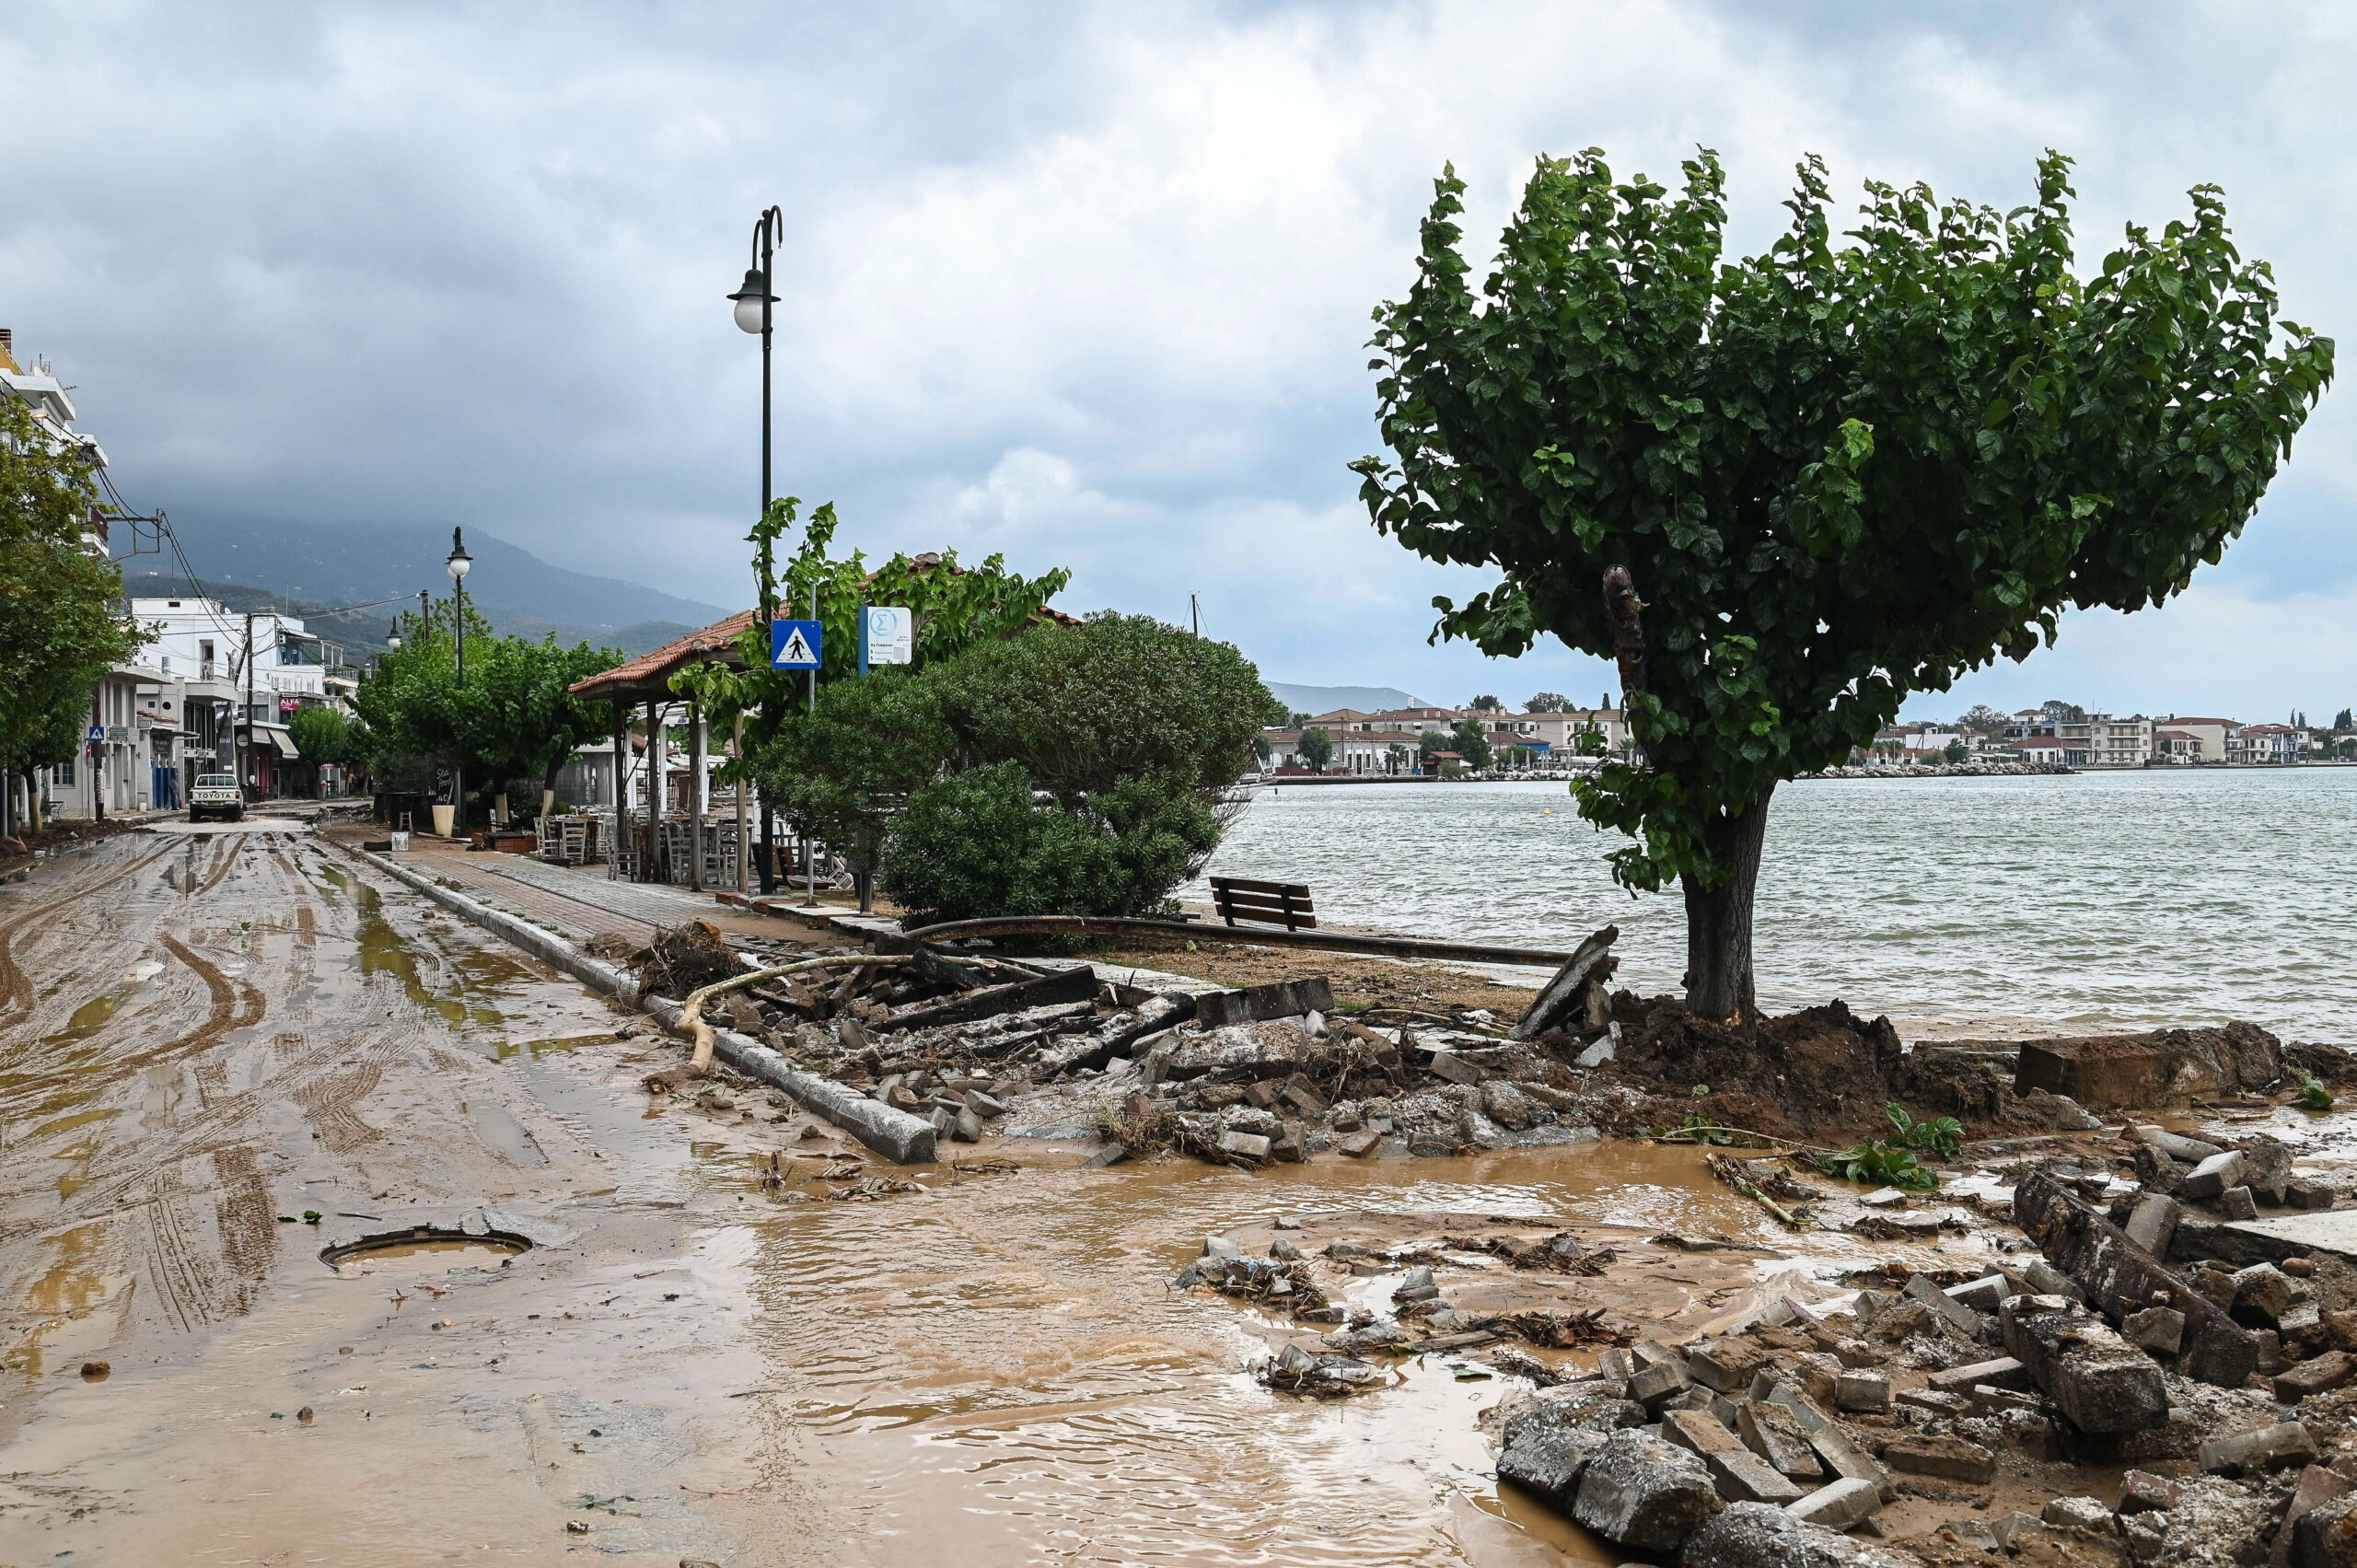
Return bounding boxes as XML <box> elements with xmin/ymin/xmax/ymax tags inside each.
<box><xmin>1526</xmin><ymin>691</ymin><xmax>1573</xmax><ymax>712</ymax></box>
<box><xmin>1355</xmin><ymin>145</ymin><xmax>2330</xmax><ymax>1016</ymax></box>
<box><xmin>0</xmin><ymin>394</ymin><xmax>142</xmax><ymax>790</ymax></box>
<box><xmin>354</xmin><ymin>604</ymin><xmax>617</xmax><ymax>796</ymax></box>
<box><xmin>1295</xmin><ymin>726</ymin><xmax>1334</xmax><ymax>771</ymax></box>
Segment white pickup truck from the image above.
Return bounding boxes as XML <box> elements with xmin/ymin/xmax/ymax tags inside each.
<box><xmin>187</xmin><ymin>773</ymin><xmax>244</xmax><ymax>823</ymax></box>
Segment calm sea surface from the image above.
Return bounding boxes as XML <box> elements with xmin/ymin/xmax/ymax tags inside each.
<box><xmin>1190</xmin><ymin>769</ymin><xmax>2357</xmax><ymax>1041</ymax></box>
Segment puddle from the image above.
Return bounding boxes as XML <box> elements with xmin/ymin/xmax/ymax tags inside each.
<box><xmin>316</xmin><ymin>861</ymin><xmax>531</xmax><ymax>1031</ymax></box>
<box><xmin>464</xmin><ymin>1100</ymin><xmax>549</xmax><ymax>1167</ymax></box>
<box><xmin>33</xmin><ymin>993</ymin><xmax>122</xmax><ymax>1052</ymax></box>
<box><xmin>492</xmin><ymin>1031</ymin><xmax>621</xmax><ymax>1062</ymax></box>
<box><xmin>6</xmin><ymin>1222</ymin><xmax>117</xmax><ymax>1379</ymax></box>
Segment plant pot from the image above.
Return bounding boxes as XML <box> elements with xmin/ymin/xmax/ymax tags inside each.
<box><xmin>493</xmin><ymin>835</ymin><xmax>536</xmax><ymax>854</ymax></box>
<box><xmin>431</xmin><ymin>804</ymin><xmax>456</xmax><ymax>838</ymax></box>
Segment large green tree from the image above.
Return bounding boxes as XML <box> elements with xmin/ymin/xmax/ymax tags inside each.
<box><xmin>0</xmin><ymin>394</ymin><xmax>143</xmax><ymax>827</ymax></box>
<box><xmin>354</xmin><ymin>605</ymin><xmax>616</xmax><ymax>812</ymax></box>
<box><xmin>1355</xmin><ymin>147</ymin><xmax>2330</xmax><ymax>1019</ymax></box>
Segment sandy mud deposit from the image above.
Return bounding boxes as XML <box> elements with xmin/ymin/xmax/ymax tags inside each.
<box><xmin>7</xmin><ymin>826</ymin><xmax>2357</xmax><ymax>1564</ymax></box>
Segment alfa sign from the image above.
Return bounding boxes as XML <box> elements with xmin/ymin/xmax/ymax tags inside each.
<box><xmin>769</xmin><ymin>619</ymin><xmax>823</xmax><ymax>670</ymax></box>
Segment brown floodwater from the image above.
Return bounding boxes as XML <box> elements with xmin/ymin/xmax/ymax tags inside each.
<box><xmin>679</xmin><ymin>1141</ymin><xmax>1862</xmax><ymax>1566</ymax></box>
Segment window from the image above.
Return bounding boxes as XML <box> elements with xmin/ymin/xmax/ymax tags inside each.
<box><xmin>54</xmin><ymin>759</ymin><xmax>74</xmax><ymax>785</ymax></box>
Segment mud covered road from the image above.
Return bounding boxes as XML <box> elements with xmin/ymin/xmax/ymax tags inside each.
<box><xmin>0</xmin><ymin>819</ymin><xmax>1851</xmax><ymax>1565</ymax></box>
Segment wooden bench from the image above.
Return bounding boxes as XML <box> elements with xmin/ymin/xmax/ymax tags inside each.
<box><xmin>1209</xmin><ymin>876</ymin><xmax>1317</xmax><ymax>931</ymax></box>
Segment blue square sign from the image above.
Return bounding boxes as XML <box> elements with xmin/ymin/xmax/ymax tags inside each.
<box><xmin>769</xmin><ymin>618</ymin><xmax>823</xmax><ymax>670</ymax></box>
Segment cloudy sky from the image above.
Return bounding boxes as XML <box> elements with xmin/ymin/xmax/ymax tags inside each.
<box><xmin>4</xmin><ymin>0</ymin><xmax>2351</xmax><ymax>719</ymax></box>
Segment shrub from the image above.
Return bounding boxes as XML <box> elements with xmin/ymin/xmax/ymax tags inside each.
<box><xmin>879</xmin><ymin>762</ymin><xmax>1220</xmax><ymax>927</ymax></box>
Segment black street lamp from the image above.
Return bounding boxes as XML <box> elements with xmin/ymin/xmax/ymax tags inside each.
<box><xmin>446</xmin><ymin>527</ymin><xmax>473</xmax><ymax>830</ymax></box>
<box><xmin>730</xmin><ymin>206</ymin><xmax>784</xmax><ymax>894</ymax></box>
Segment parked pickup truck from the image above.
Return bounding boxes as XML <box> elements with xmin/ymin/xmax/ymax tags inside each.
<box><xmin>187</xmin><ymin>773</ymin><xmax>244</xmax><ymax>823</ymax></box>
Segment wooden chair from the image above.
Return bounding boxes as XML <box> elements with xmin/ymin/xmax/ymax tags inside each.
<box><xmin>1209</xmin><ymin>876</ymin><xmax>1317</xmax><ymax>931</ymax></box>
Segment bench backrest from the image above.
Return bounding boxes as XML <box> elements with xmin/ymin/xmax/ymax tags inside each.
<box><xmin>1209</xmin><ymin>876</ymin><xmax>1317</xmax><ymax>930</ymax></box>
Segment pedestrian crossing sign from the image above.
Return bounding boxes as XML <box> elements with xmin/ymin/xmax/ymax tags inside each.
<box><xmin>770</xmin><ymin>619</ymin><xmax>823</xmax><ymax>669</ymax></box>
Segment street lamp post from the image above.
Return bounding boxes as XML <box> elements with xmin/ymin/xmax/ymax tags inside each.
<box><xmin>447</xmin><ymin>528</ymin><xmax>472</xmax><ymax>833</ymax></box>
<box><xmin>729</xmin><ymin>206</ymin><xmax>785</xmax><ymax>897</ymax></box>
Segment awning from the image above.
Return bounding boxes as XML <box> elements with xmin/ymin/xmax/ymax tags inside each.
<box><xmin>270</xmin><ymin>729</ymin><xmax>301</xmax><ymax>759</ymax></box>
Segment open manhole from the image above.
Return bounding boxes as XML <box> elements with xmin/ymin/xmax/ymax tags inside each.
<box><xmin>319</xmin><ymin>1225</ymin><xmax>534</xmax><ymax>1276</ymax></box>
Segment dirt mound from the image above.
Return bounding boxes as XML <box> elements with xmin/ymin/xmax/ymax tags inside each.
<box><xmin>1597</xmin><ymin>993</ymin><xmax>2087</xmax><ymax>1144</ymax></box>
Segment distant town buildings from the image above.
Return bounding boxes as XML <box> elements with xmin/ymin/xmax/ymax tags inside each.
<box><xmin>1265</xmin><ymin>693</ymin><xmax>2356</xmax><ymax>778</ymax></box>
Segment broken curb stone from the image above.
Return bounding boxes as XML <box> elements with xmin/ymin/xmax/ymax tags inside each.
<box><xmin>1573</xmin><ymin>1429</ymin><xmax>1724</xmax><ymax>1552</ymax></box>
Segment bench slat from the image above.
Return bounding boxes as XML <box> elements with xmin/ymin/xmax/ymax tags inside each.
<box><xmin>1209</xmin><ymin>877</ymin><xmax>1312</xmax><ymax>899</ymax></box>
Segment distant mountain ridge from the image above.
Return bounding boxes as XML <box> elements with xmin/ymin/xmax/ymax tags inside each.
<box><xmin>1265</xmin><ymin>682</ymin><xmax>1431</xmax><ymax>716</ymax></box>
<box><xmin>156</xmin><ymin>511</ymin><xmax>730</xmax><ymax>645</ymax></box>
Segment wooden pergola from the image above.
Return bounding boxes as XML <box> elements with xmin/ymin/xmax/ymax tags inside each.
<box><xmin>567</xmin><ymin>610</ymin><xmax>756</xmax><ymax>889</ymax></box>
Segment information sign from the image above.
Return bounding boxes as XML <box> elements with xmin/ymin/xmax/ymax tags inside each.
<box><xmin>769</xmin><ymin>619</ymin><xmax>823</xmax><ymax>670</ymax></box>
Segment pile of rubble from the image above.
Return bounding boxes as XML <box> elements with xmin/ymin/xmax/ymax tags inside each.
<box><xmin>626</xmin><ymin>921</ymin><xmax>1638</xmax><ymax>1158</ymax></box>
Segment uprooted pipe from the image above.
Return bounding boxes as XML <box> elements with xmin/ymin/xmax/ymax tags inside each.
<box><xmin>673</xmin><ymin>954</ymin><xmax>912</xmax><ymax>1075</ymax></box>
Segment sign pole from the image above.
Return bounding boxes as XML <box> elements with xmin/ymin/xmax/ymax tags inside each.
<box><xmin>806</xmin><ymin>580</ymin><xmax>819</xmax><ymax>908</ymax></box>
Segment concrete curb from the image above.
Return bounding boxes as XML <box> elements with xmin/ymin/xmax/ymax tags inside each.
<box><xmin>339</xmin><ymin>844</ymin><xmax>937</xmax><ymax>1165</ymax></box>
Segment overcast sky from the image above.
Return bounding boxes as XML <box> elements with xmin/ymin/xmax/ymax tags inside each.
<box><xmin>5</xmin><ymin>1</ymin><xmax>2351</xmax><ymax>719</ymax></box>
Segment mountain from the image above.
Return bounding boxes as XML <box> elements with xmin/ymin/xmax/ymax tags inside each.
<box><xmin>1265</xmin><ymin>682</ymin><xmax>1431</xmax><ymax>717</ymax></box>
<box><xmin>152</xmin><ymin>511</ymin><xmax>731</xmax><ymax>646</ymax></box>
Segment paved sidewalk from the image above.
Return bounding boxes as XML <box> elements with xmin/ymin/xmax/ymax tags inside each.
<box><xmin>343</xmin><ymin>829</ymin><xmax>847</xmax><ymax>947</ymax></box>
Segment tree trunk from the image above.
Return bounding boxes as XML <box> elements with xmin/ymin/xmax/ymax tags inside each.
<box><xmin>1679</xmin><ymin>784</ymin><xmax>1774</xmax><ymax>1023</ymax></box>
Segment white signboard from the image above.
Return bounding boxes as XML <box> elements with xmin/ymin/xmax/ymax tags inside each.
<box><xmin>863</xmin><ymin>606</ymin><xmax>913</xmax><ymax>667</ymax></box>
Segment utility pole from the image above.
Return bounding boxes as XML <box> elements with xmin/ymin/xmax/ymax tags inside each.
<box><xmin>240</xmin><ymin>611</ymin><xmax>255</xmax><ymax>803</ymax></box>
<box><xmin>1190</xmin><ymin>594</ymin><xmax>1200</xmax><ymax>636</ymax></box>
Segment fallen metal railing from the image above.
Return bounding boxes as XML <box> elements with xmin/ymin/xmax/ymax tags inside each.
<box><xmin>896</xmin><ymin>914</ymin><xmax>1581</xmax><ymax>970</ymax></box>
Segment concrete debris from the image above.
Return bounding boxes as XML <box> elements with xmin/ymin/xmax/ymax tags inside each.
<box><xmin>1571</xmin><ymin>1429</ymin><xmax>1724</xmax><ymax>1551</ymax></box>
<box><xmin>1681</xmin><ymin>1502</ymin><xmax>1918</xmax><ymax>1568</ymax></box>
<box><xmin>1999</xmin><ymin>1292</ymin><xmax>2169</xmax><ymax>1434</ymax></box>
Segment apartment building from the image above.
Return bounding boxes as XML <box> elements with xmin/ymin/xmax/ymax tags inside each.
<box><xmin>2055</xmin><ymin>713</ymin><xmax>2153</xmax><ymax>768</ymax></box>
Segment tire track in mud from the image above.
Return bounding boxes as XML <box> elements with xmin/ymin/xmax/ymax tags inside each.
<box><xmin>195</xmin><ymin>836</ymin><xmax>243</xmax><ymax>898</ymax></box>
<box><xmin>141</xmin><ymin>1160</ymin><xmax>223</xmax><ymax>1333</ymax></box>
<box><xmin>0</xmin><ymin>934</ymin><xmax>269</xmax><ymax>1110</ymax></box>
<box><xmin>0</xmin><ymin>840</ymin><xmax>178</xmax><ymax>1020</ymax></box>
<box><xmin>209</xmin><ymin>1144</ymin><xmax>278</xmax><ymax>1317</ymax></box>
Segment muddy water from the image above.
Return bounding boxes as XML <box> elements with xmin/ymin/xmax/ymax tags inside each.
<box><xmin>686</xmin><ymin>1144</ymin><xmax>1822</xmax><ymax>1565</ymax></box>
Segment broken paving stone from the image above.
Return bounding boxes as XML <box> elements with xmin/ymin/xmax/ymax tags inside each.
<box><xmin>1217</xmin><ymin>1130</ymin><xmax>1271</xmax><ymax>1160</ymax></box>
<box><xmin>1879</xmin><ymin>1434</ymin><xmax>1996</xmax><ymax>1486</ymax></box>
<box><xmin>2272</xmin><ymin>1466</ymin><xmax>2357</xmax><ymax>1568</ymax></box>
<box><xmin>1689</xmin><ymin>1340</ymin><xmax>1769</xmax><ymax>1395</ymax></box>
<box><xmin>2278</xmin><ymin>1351</ymin><xmax>2357</xmax><ymax>1403</ymax></box>
<box><xmin>1999</xmin><ymin>1295</ymin><xmax>2168</xmax><ymax>1434</ymax></box>
<box><xmin>1738</xmin><ymin>1400</ymin><xmax>1825</xmax><ymax>1481</ymax></box>
<box><xmin>1896</xmin><ymin>1388</ymin><xmax>1968</xmax><ymax>1417</ymax></box>
<box><xmin>1927</xmin><ymin>1356</ymin><xmax>2033</xmax><ymax>1397</ymax></box>
<box><xmin>1945</xmin><ymin>1275</ymin><xmax>2012</xmax><ymax>1313</ymax></box>
<box><xmin>1497</xmin><ymin>1423</ymin><xmax>1608</xmax><ymax>1510</ymax></box>
<box><xmin>1684</xmin><ymin>1503</ymin><xmax>1916</xmax><ymax>1568</ymax></box>
<box><xmin>1988</xmin><ymin>1512</ymin><xmax>2045</xmax><ymax>1552</ymax></box>
<box><xmin>2126</xmin><ymin>1193</ymin><xmax>2183</xmax><ymax>1258</ymax></box>
<box><xmin>2117</xmin><ymin>1470</ymin><xmax>2181</xmax><ymax>1514</ymax></box>
<box><xmin>1337</xmin><ymin>1131</ymin><xmax>1382</xmax><ymax>1158</ymax></box>
<box><xmin>2123</xmin><ymin>1306</ymin><xmax>2187</xmax><ymax>1355</ymax></box>
<box><xmin>2198</xmin><ymin>1420</ymin><xmax>2317</xmax><ymax>1477</ymax></box>
<box><xmin>1660</xmin><ymin>1408</ymin><xmax>1745</xmax><ymax>1458</ymax></box>
<box><xmin>2234</xmin><ymin>1263</ymin><xmax>2314</xmax><ymax>1328</ymax></box>
<box><xmin>1833</xmin><ymin>1371</ymin><xmax>1890</xmax><ymax>1413</ymax></box>
<box><xmin>2182</xmin><ymin>1150</ymin><xmax>2248</xmax><ymax>1202</ymax></box>
<box><xmin>1627</xmin><ymin>1359</ymin><xmax>1693</xmax><ymax>1411</ymax></box>
<box><xmin>2043</xmin><ymin>1496</ymin><xmax>2117</xmax><ymax>1534</ymax></box>
<box><xmin>1903</xmin><ymin>1272</ymin><xmax>1989</xmax><ymax>1340</ymax></box>
<box><xmin>1784</xmin><ymin>1477</ymin><xmax>1881</xmax><ymax>1531</ymax></box>
<box><xmin>2223</xmin><ymin>1186</ymin><xmax>2260</xmax><ymax>1222</ymax></box>
<box><xmin>1860</xmin><ymin>1187</ymin><xmax>1910</xmax><ymax>1209</ymax></box>
<box><xmin>1571</xmin><ymin>1428</ymin><xmax>1724</xmax><ymax>1551</ymax></box>
<box><xmin>1705</xmin><ymin>1448</ymin><xmax>1805</xmax><ymax>1506</ymax></box>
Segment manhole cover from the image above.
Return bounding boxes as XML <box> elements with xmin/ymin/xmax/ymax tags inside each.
<box><xmin>320</xmin><ymin>1225</ymin><xmax>533</xmax><ymax>1275</ymax></box>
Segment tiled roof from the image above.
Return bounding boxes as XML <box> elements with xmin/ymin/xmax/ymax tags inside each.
<box><xmin>569</xmin><ymin>610</ymin><xmax>761</xmax><ymax>701</ymax></box>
